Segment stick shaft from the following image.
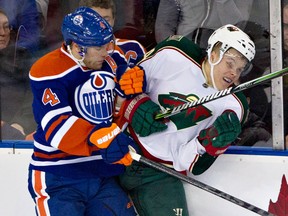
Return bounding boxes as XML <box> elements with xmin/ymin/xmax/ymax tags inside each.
<box><xmin>130</xmin><ymin>151</ymin><xmax>274</xmax><ymax>216</ymax></box>
<box><xmin>155</xmin><ymin>67</ymin><xmax>288</xmax><ymax>119</ymax></box>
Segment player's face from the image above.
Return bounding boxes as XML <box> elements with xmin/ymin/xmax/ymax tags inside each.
<box><xmin>91</xmin><ymin>6</ymin><xmax>115</xmax><ymax>27</ymax></box>
<box><xmin>83</xmin><ymin>44</ymin><xmax>109</xmax><ymax>69</ymax></box>
<box><xmin>213</xmin><ymin>49</ymin><xmax>248</xmax><ymax>90</ymax></box>
<box><xmin>0</xmin><ymin>12</ymin><xmax>10</xmax><ymax>50</ymax></box>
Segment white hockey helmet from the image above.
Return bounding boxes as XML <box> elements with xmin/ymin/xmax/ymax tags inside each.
<box><xmin>206</xmin><ymin>24</ymin><xmax>256</xmax><ymax>62</ymax></box>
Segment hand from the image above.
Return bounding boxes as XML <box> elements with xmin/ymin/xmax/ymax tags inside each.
<box><xmin>1</xmin><ymin>121</ymin><xmax>25</xmax><ymax>140</ymax></box>
<box><xmin>124</xmin><ymin>94</ymin><xmax>168</xmax><ymax>137</ymax></box>
<box><xmin>89</xmin><ymin>123</ymin><xmax>135</xmax><ymax>166</ymax></box>
<box><xmin>115</xmin><ymin>66</ymin><xmax>146</xmax><ymax>97</ymax></box>
<box><xmin>197</xmin><ymin>111</ymin><xmax>241</xmax><ymax>156</ymax></box>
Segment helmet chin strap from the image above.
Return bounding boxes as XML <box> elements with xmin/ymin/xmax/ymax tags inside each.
<box><xmin>67</xmin><ymin>45</ymin><xmax>87</xmax><ymax>67</ymax></box>
<box><xmin>209</xmin><ymin>63</ymin><xmax>217</xmax><ymax>90</ymax></box>
<box><xmin>207</xmin><ymin>50</ymin><xmax>225</xmax><ymax>91</ymax></box>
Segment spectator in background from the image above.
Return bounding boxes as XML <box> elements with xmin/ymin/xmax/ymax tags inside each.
<box><xmin>36</xmin><ymin>0</ymin><xmax>49</xmax><ymax>31</ymax></box>
<box><xmin>114</xmin><ymin>0</ymin><xmax>160</xmax><ymax>51</ymax></box>
<box><xmin>235</xmin><ymin>1</ymin><xmax>288</xmax><ymax>147</ymax></box>
<box><xmin>232</xmin><ymin>20</ymin><xmax>272</xmax><ymax>146</ymax></box>
<box><xmin>34</xmin><ymin>0</ymin><xmax>51</xmax><ymax>59</ymax></box>
<box><xmin>238</xmin><ymin>0</ymin><xmax>288</xmax><ymax>147</ymax></box>
<box><xmin>0</xmin><ymin>0</ymin><xmax>41</xmax><ymax>53</ymax></box>
<box><xmin>155</xmin><ymin>0</ymin><xmax>253</xmax><ymax>48</ymax></box>
<box><xmin>0</xmin><ymin>8</ymin><xmax>36</xmax><ymax>140</ymax></box>
<box><xmin>79</xmin><ymin>0</ymin><xmax>146</xmax><ymax>68</ymax></box>
<box><xmin>40</xmin><ymin>0</ymin><xmax>81</xmax><ymax>52</ymax></box>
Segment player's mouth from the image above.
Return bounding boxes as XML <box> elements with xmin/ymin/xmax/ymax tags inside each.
<box><xmin>223</xmin><ymin>77</ymin><xmax>232</xmax><ymax>84</ymax></box>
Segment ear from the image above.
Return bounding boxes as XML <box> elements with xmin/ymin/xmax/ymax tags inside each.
<box><xmin>210</xmin><ymin>51</ymin><xmax>216</xmax><ymax>63</ymax></box>
<box><xmin>210</xmin><ymin>51</ymin><xmax>219</xmax><ymax>64</ymax></box>
<box><xmin>69</xmin><ymin>42</ymin><xmax>82</xmax><ymax>59</ymax></box>
<box><xmin>73</xmin><ymin>43</ymin><xmax>80</xmax><ymax>52</ymax></box>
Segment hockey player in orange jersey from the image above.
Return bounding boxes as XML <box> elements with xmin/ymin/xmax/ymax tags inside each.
<box><xmin>27</xmin><ymin>6</ymin><xmax>144</xmax><ymax>216</ymax></box>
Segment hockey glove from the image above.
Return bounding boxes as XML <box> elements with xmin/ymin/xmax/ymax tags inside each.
<box><xmin>89</xmin><ymin>123</ymin><xmax>136</xmax><ymax>166</ymax></box>
<box><xmin>197</xmin><ymin>110</ymin><xmax>241</xmax><ymax>156</ymax></box>
<box><xmin>115</xmin><ymin>66</ymin><xmax>146</xmax><ymax>97</ymax></box>
<box><xmin>124</xmin><ymin>94</ymin><xmax>168</xmax><ymax>137</ymax></box>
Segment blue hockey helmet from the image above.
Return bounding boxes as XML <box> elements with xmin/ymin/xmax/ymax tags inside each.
<box><xmin>61</xmin><ymin>6</ymin><xmax>113</xmax><ymax>47</ymax></box>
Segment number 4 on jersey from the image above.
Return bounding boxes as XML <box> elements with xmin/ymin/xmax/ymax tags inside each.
<box><xmin>42</xmin><ymin>88</ymin><xmax>60</xmax><ymax>106</ymax></box>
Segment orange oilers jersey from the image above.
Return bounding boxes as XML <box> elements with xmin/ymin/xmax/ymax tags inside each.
<box><xmin>28</xmin><ymin>45</ymin><xmax>128</xmax><ymax>178</ymax></box>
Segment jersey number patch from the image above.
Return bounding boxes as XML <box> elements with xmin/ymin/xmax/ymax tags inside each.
<box><xmin>42</xmin><ymin>88</ymin><xmax>60</xmax><ymax>106</ymax></box>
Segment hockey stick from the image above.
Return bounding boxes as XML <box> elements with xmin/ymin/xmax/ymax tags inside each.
<box><xmin>155</xmin><ymin>67</ymin><xmax>288</xmax><ymax>119</ymax></box>
<box><xmin>128</xmin><ymin>148</ymin><xmax>274</xmax><ymax>216</ymax></box>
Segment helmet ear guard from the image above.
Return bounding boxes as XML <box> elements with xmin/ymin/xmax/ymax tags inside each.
<box><xmin>78</xmin><ymin>46</ymin><xmax>87</xmax><ymax>57</ymax></box>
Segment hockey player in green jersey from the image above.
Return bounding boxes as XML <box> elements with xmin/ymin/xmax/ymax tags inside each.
<box><xmin>116</xmin><ymin>24</ymin><xmax>255</xmax><ymax>215</ymax></box>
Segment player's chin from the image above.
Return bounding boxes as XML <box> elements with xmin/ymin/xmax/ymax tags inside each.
<box><xmin>217</xmin><ymin>82</ymin><xmax>230</xmax><ymax>90</ymax></box>
<box><xmin>87</xmin><ymin>62</ymin><xmax>104</xmax><ymax>70</ymax></box>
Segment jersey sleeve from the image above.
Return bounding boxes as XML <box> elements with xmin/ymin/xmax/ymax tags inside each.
<box><xmin>233</xmin><ymin>91</ymin><xmax>249</xmax><ymax>125</ymax></box>
<box><xmin>30</xmin><ymin>77</ymin><xmax>96</xmax><ymax>156</ymax></box>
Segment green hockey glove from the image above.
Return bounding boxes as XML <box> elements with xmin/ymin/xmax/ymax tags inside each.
<box><xmin>124</xmin><ymin>94</ymin><xmax>168</xmax><ymax>137</ymax></box>
<box><xmin>198</xmin><ymin>110</ymin><xmax>241</xmax><ymax>156</ymax></box>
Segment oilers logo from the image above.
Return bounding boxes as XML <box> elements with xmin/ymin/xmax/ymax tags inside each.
<box><xmin>75</xmin><ymin>71</ymin><xmax>115</xmax><ymax>124</ymax></box>
<box><xmin>73</xmin><ymin>15</ymin><xmax>83</xmax><ymax>26</ymax></box>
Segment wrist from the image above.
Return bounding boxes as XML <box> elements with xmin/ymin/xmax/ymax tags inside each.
<box><xmin>89</xmin><ymin>123</ymin><xmax>121</xmax><ymax>149</ymax></box>
<box><xmin>124</xmin><ymin>93</ymin><xmax>150</xmax><ymax>122</ymax></box>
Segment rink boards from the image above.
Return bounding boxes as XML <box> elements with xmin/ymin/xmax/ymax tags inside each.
<box><xmin>0</xmin><ymin>141</ymin><xmax>287</xmax><ymax>216</ymax></box>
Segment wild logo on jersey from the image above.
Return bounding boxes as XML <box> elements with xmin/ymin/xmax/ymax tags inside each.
<box><xmin>158</xmin><ymin>92</ymin><xmax>212</xmax><ymax>130</ymax></box>
<box><xmin>75</xmin><ymin>71</ymin><xmax>115</xmax><ymax>124</ymax></box>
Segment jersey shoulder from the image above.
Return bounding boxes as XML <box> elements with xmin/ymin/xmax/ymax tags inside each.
<box><xmin>116</xmin><ymin>38</ymin><xmax>146</xmax><ymax>51</ymax></box>
<box><xmin>148</xmin><ymin>35</ymin><xmax>204</xmax><ymax>64</ymax></box>
<box><xmin>30</xmin><ymin>47</ymin><xmax>77</xmax><ymax>79</ymax></box>
<box><xmin>115</xmin><ymin>38</ymin><xmax>146</xmax><ymax>67</ymax></box>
